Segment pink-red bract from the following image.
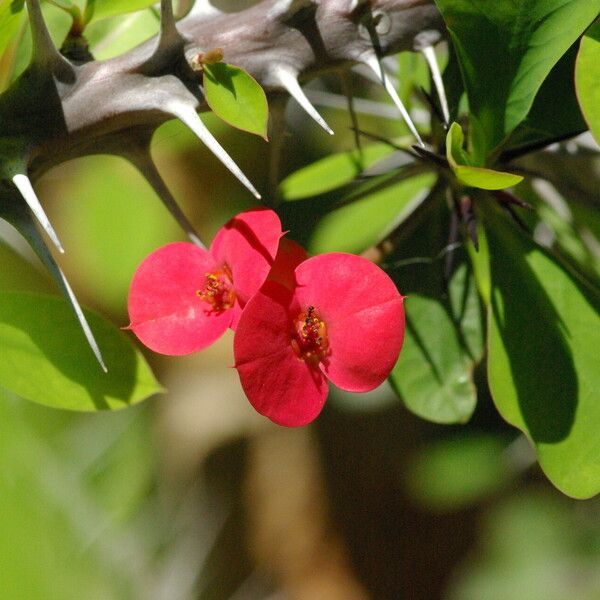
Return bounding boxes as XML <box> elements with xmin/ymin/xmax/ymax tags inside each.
<box><xmin>127</xmin><ymin>208</ymin><xmax>282</xmax><ymax>355</ymax></box>
<box><xmin>233</xmin><ymin>253</ymin><xmax>405</xmax><ymax>426</ymax></box>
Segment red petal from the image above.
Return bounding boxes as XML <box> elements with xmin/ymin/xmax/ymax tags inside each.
<box><xmin>294</xmin><ymin>253</ymin><xmax>405</xmax><ymax>392</ymax></box>
<box><xmin>234</xmin><ymin>282</ymin><xmax>329</xmax><ymax>426</ymax></box>
<box><xmin>128</xmin><ymin>242</ymin><xmax>231</xmax><ymax>355</ymax></box>
<box><xmin>210</xmin><ymin>208</ymin><xmax>282</xmax><ymax>306</ymax></box>
<box><xmin>267</xmin><ymin>238</ymin><xmax>309</xmax><ymax>289</ymax></box>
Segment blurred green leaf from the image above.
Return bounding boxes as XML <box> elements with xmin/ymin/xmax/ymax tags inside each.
<box><xmin>279</xmin><ymin>143</ymin><xmax>395</xmax><ymax>201</ymax></box>
<box><xmin>203</xmin><ymin>63</ymin><xmax>269</xmax><ymax>139</ymax></box>
<box><xmin>446</xmin><ymin>122</ymin><xmax>524</xmax><ymax>190</ymax></box>
<box><xmin>406</xmin><ymin>434</ymin><xmax>512</xmax><ymax>511</ymax></box>
<box><xmin>0</xmin><ymin>291</ymin><xmax>161</xmax><ymax>411</ymax></box>
<box><xmin>576</xmin><ymin>22</ymin><xmax>600</xmax><ymax>146</ymax></box>
<box><xmin>0</xmin><ymin>392</ymin><xmax>130</xmax><ymax>600</ymax></box>
<box><xmin>0</xmin><ymin>0</ymin><xmax>25</xmax><ymax>68</ymax></box>
<box><xmin>388</xmin><ymin>195</ymin><xmax>484</xmax><ymax>424</ymax></box>
<box><xmin>0</xmin><ymin>239</ymin><xmax>52</xmax><ymax>292</ymax></box>
<box><xmin>449</xmin><ymin>491</ymin><xmax>600</xmax><ymax>600</ymax></box>
<box><xmin>435</xmin><ymin>0</ymin><xmax>600</xmax><ymax>161</ymax></box>
<box><xmin>308</xmin><ymin>171</ymin><xmax>435</xmax><ymax>254</ymax></box>
<box><xmin>86</xmin><ymin>0</ymin><xmax>156</xmax><ymax>22</ymax></box>
<box><xmin>484</xmin><ymin>203</ymin><xmax>600</xmax><ymax>498</ymax></box>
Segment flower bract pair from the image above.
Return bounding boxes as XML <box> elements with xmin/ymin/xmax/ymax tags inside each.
<box><xmin>127</xmin><ymin>209</ymin><xmax>405</xmax><ymax>426</ymax></box>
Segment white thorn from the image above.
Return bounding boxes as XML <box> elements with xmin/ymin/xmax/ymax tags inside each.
<box><xmin>129</xmin><ymin>152</ymin><xmax>206</xmax><ymax>248</ymax></box>
<box><xmin>58</xmin><ymin>268</ymin><xmax>107</xmax><ymax>372</ymax></box>
<box><xmin>422</xmin><ymin>45</ymin><xmax>450</xmax><ymax>126</ymax></box>
<box><xmin>363</xmin><ymin>54</ymin><xmax>424</xmax><ymax>147</ymax></box>
<box><xmin>12</xmin><ymin>174</ymin><xmax>64</xmax><ymax>254</ymax></box>
<box><xmin>274</xmin><ymin>67</ymin><xmax>334</xmax><ymax>135</ymax></box>
<box><xmin>172</xmin><ymin>105</ymin><xmax>262</xmax><ymax>199</ymax></box>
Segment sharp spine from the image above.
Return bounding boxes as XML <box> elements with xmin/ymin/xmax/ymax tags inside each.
<box><xmin>58</xmin><ymin>268</ymin><xmax>108</xmax><ymax>372</ymax></box>
<box><xmin>25</xmin><ymin>0</ymin><xmax>71</xmax><ymax>69</ymax></box>
<box><xmin>274</xmin><ymin>67</ymin><xmax>334</xmax><ymax>135</ymax></box>
<box><xmin>421</xmin><ymin>45</ymin><xmax>450</xmax><ymax>126</ymax></box>
<box><xmin>129</xmin><ymin>152</ymin><xmax>206</xmax><ymax>248</ymax></box>
<box><xmin>363</xmin><ymin>54</ymin><xmax>424</xmax><ymax>147</ymax></box>
<box><xmin>172</xmin><ymin>105</ymin><xmax>262</xmax><ymax>199</ymax></box>
<box><xmin>158</xmin><ymin>0</ymin><xmax>183</xmax><ymax>49</ymax></box>
<box><xmin>12</xmin><ymin>173</ymin><xmax>64</xmax><ymax>253</ymax></box>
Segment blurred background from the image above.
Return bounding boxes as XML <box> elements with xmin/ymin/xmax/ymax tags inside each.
<box><xmin>2</xmin><ymin>3</ymin><xmax>600</xmax><ymax>599</ymax></box>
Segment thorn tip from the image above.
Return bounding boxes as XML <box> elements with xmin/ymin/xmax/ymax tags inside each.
<box><xmin>274</xmin><ymin>67</ymin><xmax>335</xmax><ymax>135</ymax></box>
<box><xmin>172</xmin><ymin>105</ymin><xmax>262</xmax><ymax>199</ymax></box>
<box><xmin>363</xmin><ymin>54</ymin><xmax>424</xmax><ymax>147</ymax></box>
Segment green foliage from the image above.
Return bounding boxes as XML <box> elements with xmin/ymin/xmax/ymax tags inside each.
<box><xmin>0</xmin><ymin>239</ymin><xmax>52</xmax><ymax>293</ymax></box>
<box><xmin>483</xmin><ymin>204</ymin><xmax>600</xmax><ymax>499</ymax></box>
<box><xmin>388</xmin><ymin>196</ymin><xmax>483</xmax><ymax>424</ymax></box>
<box><xmin>0</xmin><ymin>0</ymin><xmax>25</xmax><ymax>60</ymax></box>
<box><xmin>434</xmin><ymin>0</ymin><xmax>600</xmax><ymax>161</ymax></box>
<box><xmin>279</xmin><ymin>143</ymin><xmax>396</xmax><ymax>201</ymax></box>
<box><xmin>576</xmin><ymin>22</ymin><xmax>600</xmax><ymax>146</ymax></box>
<box><xmin>446</xmin><ymin>122</ymin><xmax>523</xmax><ymax>190</ymax></box>
<box><xmin>406</xmin><ymin>434</ymin><xmax>512</xmax><ymax>511</ymax></box>
<box><xmin>0</xmin><ymin>292</ymin><xmax>161</xmax><ymax>411</ymax></box>
<box><xmin>85</xmin><ymin>0</ymin><xmax>156</xmax><ymax>23</ymax></box>
<box><xmin>203</xmin><ymin>63</ymin><xmax>269</xmax><ymax>140</ymax></box>
<box><xmin>308</xmin><ymin>171</ymin><xmax>435</xmax><ymax>254</ymax></box>
<box><xmin>449</xmin><ymin>491</ymin><xmax>600</xmax><ymax>599</ymax></box>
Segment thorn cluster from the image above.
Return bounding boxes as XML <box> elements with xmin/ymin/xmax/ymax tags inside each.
<box><xmin>0</xmin><ymin>0</ymin><xmax>444</xmax><ymax>368</ymax></box>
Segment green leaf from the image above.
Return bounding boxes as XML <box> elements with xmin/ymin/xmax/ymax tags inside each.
<box><xmin>484</xmin><ymin>203</ymin><xmax>600</xmax><ymax>498</ymax></box>
<box><xmin>203</xmin><ymin>63</ymin><xmax>268</xmax><ymax>139</ymax></box>
<box><xmin>576</xmin><ymin>21</ymin><xmax>600</xmax><ymax>146</ymax></box>
<box><xmin>506</xmin><ymin>44</ymin><xmax>587</xmax><ymax>153</ymax></box>
<box><xmin>388</xmin><ymin>195</ymin><xmax>484</xmax><ymax>424</ymax></box>
<box><xmin>86</xmin><ymin>0</ymin><xmax>156</xmax><ymax>22</ymax></box>
<box><xmin>279</xmin><ymin>143</ymin><xmax>396</xmax><ymax>201</ymax></box>
<box><xmin>435</xmin><ymin>0</ymin><xmax>600</xmax><ymax>161</ymax></box>
<box><xmin>0</xmin><ymin>292</ymin><xmax>161</xmax><ymax>411</ymax></box>
<box><xmin>446</xmin><ymin>121</ymin><xmax>472</xmax><ymax>168</ymax></box>
<box><xmin>446</xmin><ymin>122</ymin><xmax>524</xmax><ymax>190</ymax></box>
<box><xmin>308</xmin><ymin>171</ymin><xmax>435</xmax><ymax>255</ymax></box>
<box><xmin>453</xmin><ymin>165</ymin><xmax>524</xmax><ymax>191</ymax></box>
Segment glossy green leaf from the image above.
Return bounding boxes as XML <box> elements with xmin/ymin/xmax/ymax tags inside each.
<box><xmin>308</xmin><ymin>171</ymin><xmax>435</xmax><ymax>255</ymax></box>
<box><xmin>446</xmin><ymin>122</ymin><xmax>524</xmax><ymax>190</ymax></box>
<box><xmin>576</xmin><ymin>22</ymin><xmax>600</xmax><ymax>146</ymax></box>
<box><xmin>279</xmin><ymin>143</ymin><xmax>396</xmax><ymax>201</ymax></box>
<box><xmin>0</xmin><ymin>292</ymin><xmax>161</xmax><ymax>411</ymax></box>
<box><xmin>388</xmin><ymin>195</ymin><xmax>484</xmax><ymax>424</ymax></box>
<box><xmin>454</xmin><ymin>166</ymin><xmax>524</xmax><ymax>191</ymax></box>
<box><xmin>435</xmin><ymin>0</ymin><xmax>600</xmax><ymax>161</ymax></box>
<box><xmin>203</xmin><ymin>63</ymin><xmax>268</xmax><ymax>139</ymax></box>
<box><xmin>484</xmin><ymin>204</ymin><xmax>600</xmax><ymax>498</ymax></box>
<box><xmin>506</xmin><ymin>44</ymin><xmax>586</xmax><ymax>153</ymax></box>
<box><xmin>86</xmin><ymin>0</ymin><xmax>156</xmax><ymax>23</ymax></box>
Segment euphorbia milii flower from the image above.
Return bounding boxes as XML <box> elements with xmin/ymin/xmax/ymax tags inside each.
<box><xmin>233</xmin><ymin>253</ymin><xmax>405</xmax><ymax>426</ymax></box>
<box><xmin>127</xmin><ymin>208</ymin><xmax>282</xmax><ymax>355</ymax></box>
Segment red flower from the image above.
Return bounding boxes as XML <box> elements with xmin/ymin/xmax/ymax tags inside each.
<box><xmin>127</xmin><ymin>208</ymin><xmax>282</xmax><ymax>355</ymax></box>
<box><xmin>233</xmin><ymin>253</ymin><xmax>405</xmax><ymax>426</ymax></box>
